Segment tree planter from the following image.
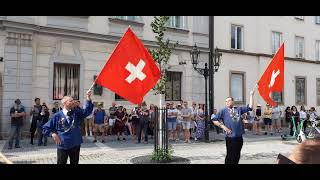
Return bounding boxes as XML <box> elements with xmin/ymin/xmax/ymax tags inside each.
<box><xmin>131</xmin><ymin>155</ymin><xmax>190</xmax><ymax>164</ymax></box>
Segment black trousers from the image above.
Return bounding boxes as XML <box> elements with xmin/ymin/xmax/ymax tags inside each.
<box><xmin>215</xmin><ymin>125</ymin><xmax>221</xmax><ymax>134</ymax></box>
<box><xmin>137</xmin><ymin>119</ymin><xmax>148</xmax><ymax>142</ymax></box>
<box><xmin>225</xmin><ymin>137</ymin><xmax>243</xmax><ymax>164</ymax></box>
<box><xmin>303</xmin><ymin>120</ymin><xmax>307</xmax><ymax>132</ymax></box>
<box><xmin>290</xmin><ymin>120</ymin><xmax>299</xmax><ymax>136</ymax></box>
<box><xmin>30</xmin><ymin>119</ymin><xmax>38</xmax><ymax>144</ymax></box>
<box><xmin>57</xmin><ymin>145</ymin><xmax>81</xmax><ymax>164</ymax></box>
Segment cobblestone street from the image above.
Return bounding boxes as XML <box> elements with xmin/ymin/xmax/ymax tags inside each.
<box><xmin>0</xmin><ymin>131</ymin><xmax>299</xmax><ymax>164</ymax></box>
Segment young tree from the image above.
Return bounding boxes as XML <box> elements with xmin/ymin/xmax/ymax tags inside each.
<box><xmin>149</xmin><ymin>16</ymin><xmax>178</xmax><ymax>95</ymax></box>
<box><xmin>149</xmin><ymin>16</ymin><xmax>178</xmax><ymax>162</ymax></box>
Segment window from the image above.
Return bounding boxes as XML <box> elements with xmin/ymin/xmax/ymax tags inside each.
<box><xmin>114</xmin><ymin>16</ymin><xmax>142</xmax><ymax>22</ymax></box>
<box><xmin>295</xmin><ymin>36</ymin><xmax>305</xmax><ymax>58</ymax></box>
<box><xmin>272</xmin><ymin>31</ymin><xmax>282</xmax><ymax>54</ymax></box>
<box><xmin>271</xmin><ymin>92</ymin><xmax>283</xmax><ymax>104</ymax></box>
<box><xmin>295</xmin><ymin>16</ymin><xmax>304</xmax><ymax>20</ymax></box>
<box><xmin>167</xmin><ymin>16</ymin><xmax>186</xmax><ymax>29</ymax></box>
<box><xmin>316</xmin><ymin>40</ymin><xmax>320</xmax><ymax>61</ymax></box>
<box><xmin>317</xmin><ymin>78</ymin><xmax>320</xmax><ymax>106</ymax></box>
<box><xmin>295</xmin><ymin>77</ymin><xmax>306</xmax><ymax>105</ymax></box>
<box><xmin>53</xmin><ymin>63</ymin><xmax>80</xmax><ymax>100</ymax></box>
<box><xmin>230</xmin><ymin>72</ymin><xmax>245</xmax><ymax>104</ymax></box>
<box><xmin>115</xmin><ymin>93</ymin><xmax>125</xmax><ymax>101</ymax></box>
<box><xmin>231</xmin><ymin>25</ymin><xmax>243</xmax><ymax>50</ymax></box>
<box><xmin>165</xmin><ymin>71</ymin><xmax>182</xmax><ymax>101</ymax></box>
<box><xmin>93</xmin><ymin>75</ymin><xmax>103</xmax><ymax>96</ymax></box>
<box><xmin>316</xmin><ymin>16</ymin><xmax>320</xmax><ymax>24</ymax></box>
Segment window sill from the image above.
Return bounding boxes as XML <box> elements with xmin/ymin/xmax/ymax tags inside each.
<box><xmin>70</xmin><ymin>16</ymin><xmax>90</xmax><ymax>19</ymax></box>
<box><xmin>165</xmin><ymin>99</ymin><xmax>182</xmax><ymax>102</ymax></box>
<box><xmin>230</xmin><ymin>48</ymin><xmax>244</xmax><ymax>52</ymax></box>
<box><xmin>165</xmin><ymin>26</ymin><xmax>189</xmax><ymax>34</ymax></box>
<box><xmin>295</xmin><ymin>17</ymin><xmax>304</xmax><ymax>21</ymax></box>
<box><xmin>108</xmin><ymin>18</ymin><xmax>144</xmax><ymax>27</ymax></box>
<box><xmin>296</xmin><ymin>103</ymin><xmax>307</xmax><ymax>106</ymax></box>
<box><xmin>192</xmin><ymin>32</ymin><xmax>209</xmax><ymax>36</ymax></box>
<box><xmin>276</xmin><ymin>102</ymin><xmax>284</xmax><ymax>106</ymax></box>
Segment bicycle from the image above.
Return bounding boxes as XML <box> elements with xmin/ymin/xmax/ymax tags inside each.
<box><xmin>306</xmin><ymin>117</ymin><xmax>320</xmax><ymax>139</ymax></box>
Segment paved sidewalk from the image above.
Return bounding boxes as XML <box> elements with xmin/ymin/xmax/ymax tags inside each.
<box><xmin>0</xmin><ymin>131</ymin><xmax>298</xmax><ymax>164</ymax></box>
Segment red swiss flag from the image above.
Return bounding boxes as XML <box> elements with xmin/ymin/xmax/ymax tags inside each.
<box><xmin>257</xmin><ymin>43</ymin><xmax>284</xmax><ymax>106</ymax></box>
<box><xmin>95</xmin><ymin>27</ymin><xmax>160</xmax><ymax>104</ymax></box>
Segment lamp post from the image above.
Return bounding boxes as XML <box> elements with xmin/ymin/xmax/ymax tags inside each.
<box><xmin>209</xmin><ymin>16</ymin><xmax>222</xmax><ymax>140</ymax></box>
<box><xmin>190</xmin><ymin>43</ymin><xmax>221</xmax><ymax>141</ymax></box>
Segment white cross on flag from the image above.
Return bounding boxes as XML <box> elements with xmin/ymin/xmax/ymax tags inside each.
<box><xmin>125</xmin><ymin>59</ymin><xmax>146</xmax><ymax>84</ymax></box>
<box><xmin>95</xmin><ymin>27</ymin><xmax>160</xmax><ymax>104</ymax></box>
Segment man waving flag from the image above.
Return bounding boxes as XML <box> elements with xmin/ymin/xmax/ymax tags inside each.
<box><xmin>257</xmin><ymin>43</ymin><xmax>284</xmax><ymax>106</ymax></box>
<box><xmin>95</xmin><ymin>27</ymin><xmax>160</xmax><ymax>104</ymax></box>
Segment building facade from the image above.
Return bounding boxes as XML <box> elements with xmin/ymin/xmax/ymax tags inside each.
<box><xmin>214</xmin><ymin>16</ymin><xmax>320</xmax><ymax>112</ymax></box>
<box><xmin>0</xmin><ymin>16</ymin><xmax>319</xmax><ymax>137</ymax></box>
<box><xmin>0</xmin><ymin>16</ymin><xmax>209</xmax><ymax>137</ymax></box>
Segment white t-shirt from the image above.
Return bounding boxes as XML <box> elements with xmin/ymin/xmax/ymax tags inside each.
<box><xmin>167</xmin><ymin>108</ymin><xmax>178</xmax><ymax>118</ymax></box>
<box><xmin>248</xmin><ymin>111</ymin><xmax>255</xmax><ymax>122</ymax></box>
<box><xmin>177</xmin><ymin>109</ymin><xmax>182</xmax><ymax>121</ymax></box>
<box><xmin>181</xmin><ymin>107</ymin><xmax>192</xmax><ymax>121</ymax></box>
<box><xmin>211</xmin><ymin>114</ymin><xmax>216</xmax><ymax>120</ymax></box>
<box><xmin>272</xmin><ymin>106</ymin><xmax>282</xmax><ymax>119</ymax></box>
<box><xmin>299</xmin><ymin>111</ymin><xmax>307</xmax><ymax>119</ymax></box>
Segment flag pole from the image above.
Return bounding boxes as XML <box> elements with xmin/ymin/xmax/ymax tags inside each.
<box><xmin>88</xmin><ymin>81</ymin><xmax>96</xmax><ymax>91</ymax></box>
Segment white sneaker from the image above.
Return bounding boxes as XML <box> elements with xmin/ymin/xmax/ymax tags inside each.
<box><xmin>194</xmin><ymin>137</ymin><xmax>198</xmax><ymax>141</ymax></box>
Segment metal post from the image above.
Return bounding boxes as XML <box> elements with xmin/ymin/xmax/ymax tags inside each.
<box><xmin>205</xmin><ymin>16</ymin><xmax>214</xmax><ymax>141</ymax></box>
<box><xmin>209</xmin><ymin>16</ymin><xmax>214</xmax><ymax>118</ymax></box>
<box><xmin>204</xmin><ymin>63</ymin><xmax>209</xmax><ymax>141</ymax></box>
<box><xmin>165</xmin><ymin>108</ymin><xmax>168</xmax><ymax>153</ymax></box>
<box><xmin>159</xmin><ymin>95</ymin><xmax>162</xmax><ymax>149</ymax></box>
<box><xmin>212</xmin><ymin>17</ymin><xmax>217</xmax><ymax>135</ymax></box>
<box><xmin>154</xmin><ymin>107</ymin><xmax>158</xmax><ymax>152</ymax></box>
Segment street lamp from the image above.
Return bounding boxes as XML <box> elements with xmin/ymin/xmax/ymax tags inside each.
<box><xmin>213</xmin><ymin>48</ymin><xmax>222</xmax><ymax>73</ymax></box>
<box><xmin>191</xmin><ymin>44</ymin><xmax>201</xmax><ymax>68</ymax></box>
<box><xmin>190</xmin><ymin>43</ymin><xmax>221</xmax><ymax>141</ymax></box>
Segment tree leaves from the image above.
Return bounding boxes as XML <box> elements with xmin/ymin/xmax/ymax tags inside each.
<box><xmin>149</xmin><ymin>16</ymin><xmax>178</xmax><ymax>95</ymax></box>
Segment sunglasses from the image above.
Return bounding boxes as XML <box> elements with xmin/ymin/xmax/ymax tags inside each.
<box><xmin>277</xmin><ymin>154</ymin><xmax>296</xmax><ymax>164</ymax></box>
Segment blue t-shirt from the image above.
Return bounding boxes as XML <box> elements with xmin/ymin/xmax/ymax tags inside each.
<box><xmin>10</xmin><ymin>106</ymin><xmax>25</xmax><ymax>126</ymax></box>
<box><xmin>94</xmin><ymin>109</ymin><xmax>106</xmax><ymax>124</ymax></box>
<box><xmin>212</xmin><ymin>105</ymin><xmax>252</xmax><ymax>138</ymax></box>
